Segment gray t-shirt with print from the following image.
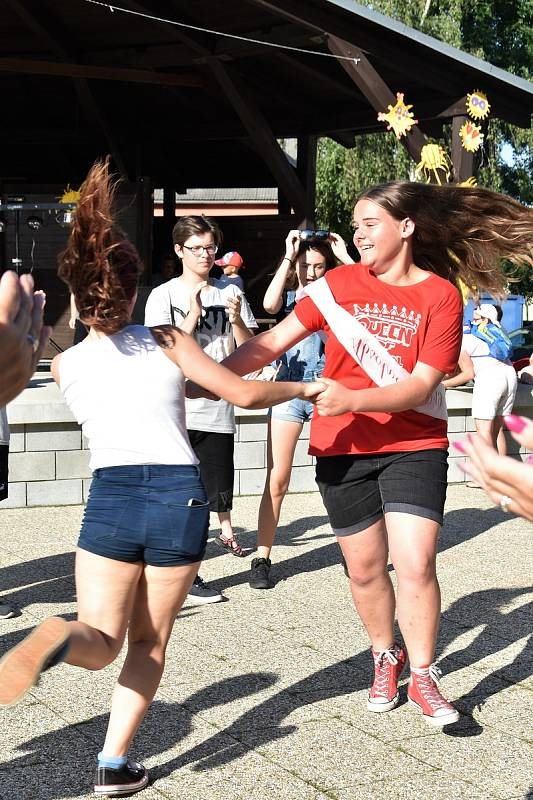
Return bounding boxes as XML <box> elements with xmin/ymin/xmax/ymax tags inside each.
<box><xmin>144</xmin><ymin>277</ymin><xmax>257</xmax><ymax>433</ymax></box>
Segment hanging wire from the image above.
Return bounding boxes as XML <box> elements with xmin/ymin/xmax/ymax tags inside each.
<box><xmin>81</xmin><ymin>0</ymin><xmax>361</xmax><ymax>64</ymax></box>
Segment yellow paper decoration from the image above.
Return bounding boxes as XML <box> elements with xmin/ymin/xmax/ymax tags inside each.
<box><xmin>57</xmin><ymin>184</ymin><xmax>81</xmax><ymax>204</ymax></box>
<box><xmin>457</xmin><ymin>177</ymin><xmax>478</xmax><ymax>187</ymax></box>
<box><xmin>377</xmin><ymin>93</ymin><xmax>418</xmax><ymax>139</ymax></box>
<box><xmin>415</xmin><ymin>144</ymin><xmax>452</xmax><ymax>185</ymax></box>
<box><xmin>466</xmin><ymin>90</ymin><xmax>490</xmax><ymax>121</ymax></box>
<box><xmin>460</xmin><ymin>121</ymin><xmax>484</xmax><ymax>152</ymax></box>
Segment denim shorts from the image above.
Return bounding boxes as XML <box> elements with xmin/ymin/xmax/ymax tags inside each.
<box><xmin>78</xmin><ymin>465</ymin><xmax>209</xmax><ymax>566</ymax></box>
<box><xmin>316</xmin><ymin>449</ymin><xmax>448</xmax><ymax>535</ymax></box>
<box><xmin>270</xmin><ymin>371</ymin><xmax>320</xmax><ymax>424</ymax></box>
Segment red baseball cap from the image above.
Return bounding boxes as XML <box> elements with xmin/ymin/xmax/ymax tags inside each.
<box><xmin>214</xmin><ymin>251</ymin><xmax>244</xmax><ymax>268</ymax></box>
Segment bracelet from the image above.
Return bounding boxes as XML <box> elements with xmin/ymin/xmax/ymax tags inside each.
<box><xmin>283</xmin><ymin>257</ymin><xmax>294</xmax><ymax>265</ymax></box>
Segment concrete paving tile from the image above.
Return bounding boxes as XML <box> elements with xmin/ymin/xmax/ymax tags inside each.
<box><xmin>333</xmin><ymin>771</ymin><xmax>502</xmax><ymax>800</ymax></box>
<box><xmin>237</xmin><ymin>718</ymin><xmax>435</xmax><ymax>790</ymax></box>
<box><xmin>399</xmin><ymin>730</ymin><xmax>533</xmax><ymax>799</ymax></box>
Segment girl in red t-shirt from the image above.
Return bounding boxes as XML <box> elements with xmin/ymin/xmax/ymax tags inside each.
<box><xmin>222</xmin><ymin>181</ymin><xmax>533</xmax><ymax>727</ymax></box>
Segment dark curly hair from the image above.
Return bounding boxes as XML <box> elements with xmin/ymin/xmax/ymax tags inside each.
<box><xmin>58</xmin><ymin>157</ymin><xmax>142</xmax><ymax>334</ymax></box>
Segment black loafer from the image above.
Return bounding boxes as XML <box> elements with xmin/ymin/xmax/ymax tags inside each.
<box><xmin>94</xmin><ymin>761</ymin><xmax>149</xmax><ymax>796</ymax></box>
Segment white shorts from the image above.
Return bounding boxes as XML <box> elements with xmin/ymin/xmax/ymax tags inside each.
<box><xmin>472</xmin><ymin>365</ymin><xmax>518</xmax><ymax>419</ymax></box>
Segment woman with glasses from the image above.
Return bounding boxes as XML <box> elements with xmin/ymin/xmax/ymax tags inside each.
<box><xmin>250</xmin><ymin>229</ymin><xmax>351</xmax><ymax>590</ymax></box>
<box><xmin>0</xmin><ymin>158</ymin><xmax>322</xmax><ymax>796</ymax></box>
<box><xmin>145</xmin><ymin>216</ymin><xmax>257</xmax><ymax>596</ymax></box>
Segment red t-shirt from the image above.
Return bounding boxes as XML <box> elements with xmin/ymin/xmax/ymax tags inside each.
<box><xmin>294</xmin><ymin>265</ymin><xmax>463</xmax><ymax>457</ymax></box>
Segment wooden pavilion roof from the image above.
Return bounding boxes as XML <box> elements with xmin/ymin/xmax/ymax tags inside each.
<box><xmin>1</xmin><ymin>0</ymin><xmax>532</xmax><ymax>191</ymax></box>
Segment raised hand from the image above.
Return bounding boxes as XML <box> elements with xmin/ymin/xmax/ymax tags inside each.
<box><xmin>226</xmin><ymin>294</ymin><xmax>242</xmax><ymax>325</ymax></box>
<box><xmin>284</xmin><ymin>229</ymin><xmax>300</xmax><ymax>262</ymax></box>
<box><xmin>189</xmin><ymin>281</ymin><xmax>207</xmax><ymax>319</ymax></box>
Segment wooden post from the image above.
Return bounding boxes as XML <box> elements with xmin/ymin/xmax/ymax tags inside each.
<box><xmin>297</xmin><ymin>135</ymin><xmax>317</xmax><ymax>227</ymax></box>
<box><xmin>136</xmin><ymin>177</ymin><xmax>152</xmax><ymax>285</ymax></box>
<box><xmin>452</xmin><ymin>116</ymin><xmax>474</xmax><ymax>183</ymax></box>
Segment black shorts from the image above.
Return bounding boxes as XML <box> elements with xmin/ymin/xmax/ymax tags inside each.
<box><xmin>0</xmin><ymin>445</ymin><xmax>8</xmax><ymax>502</ymax></box>
<box><xmin>316</xmin><ymin>449</ymin><xmax>448</xmax><ymax>535</ymax></box>
<box><xmin>187</xmin><ymin>430</ymin><xmax>234</xmax><ymax>513</ymax></box>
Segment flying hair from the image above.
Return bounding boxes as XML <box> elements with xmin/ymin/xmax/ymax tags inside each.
<box><xmin>357</xmin><ymin>181</ymin><xmax>533</xmax><ymax>297</ymax></box>
<box><xmin>58</xmin><ymin>156</ymin><xmax>142</xmax><ymax>334</ymax></box>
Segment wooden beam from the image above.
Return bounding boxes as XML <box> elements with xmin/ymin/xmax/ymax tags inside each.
<box><xmin>452</xmin><ymin>116</ymin><xmax>474</xmax><ymax>183</ymax></box>
<box><xmin>327</xmin><ymin>36</ymin><xmax>428</xmax><ymax>163</ymax></box>
<box><xmin>297</xmin><ymin>135</ymin><xmax>317</xmax><ymax>226</ymax></box>
<box><xmin>0</xmin><ymin>57</ymin><xmax>202</xmax><ymax>87</ymax></box>
<box><xmin>4</xmin><ymin>0</ymin><xmax>129</xmax><ymax>178</ymax></box>
<box><xmin>208</xmin><ymin>61</ymin><xmax>306</xmax><ymax>216</ymax></box>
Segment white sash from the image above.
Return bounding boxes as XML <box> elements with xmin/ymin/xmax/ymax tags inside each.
<box><xmin>304</xmin><ymin>278</ymin><xmax>447</xmax><ymax>421</ymax></box>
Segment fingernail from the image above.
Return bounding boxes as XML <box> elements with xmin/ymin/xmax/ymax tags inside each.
<box><xmin>453</xmin><ymin>441</ymin><xmax>466</xmax><ymax>454</ymax></box>
<box><xmin>527</xmin><ymin>454</ymin><xmax>533</xmax><ymax>465</ymax></box>
<box><xmin>457</xmin><ymin>462</ymin><xmax>470</xmax><ymax>474</ymax></box>
<box><xmin>504</xmin><ymin>414</ymin><xmax>527</xmax><ymax>433</ymax></box>
<box><xmin>467</xmin><ymin>433</ymin><xmax>474</xmax><ymax>444</ymax></box>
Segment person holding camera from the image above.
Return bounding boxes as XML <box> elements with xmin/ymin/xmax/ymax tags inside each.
<box><xmin>250</xmin><ymin>229</ymin><xmax>352</xmax><ymax>590</ymax></box>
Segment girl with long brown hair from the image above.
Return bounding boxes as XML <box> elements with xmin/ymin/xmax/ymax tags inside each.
<box><xmin>0</xmin><ymin>158</ymin><xmax>322</xmax><ymax>796</ymax></box>
<box><xmin>220</xmin><ymin>180</ymin><xmax>533</xmax><ymax>727</ymax></box>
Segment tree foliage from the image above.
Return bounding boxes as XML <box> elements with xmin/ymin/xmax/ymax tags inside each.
<box><xmin>316</xmin><ymin>0</ymin><xmax>533</xmax><ymax>295</ymax></box>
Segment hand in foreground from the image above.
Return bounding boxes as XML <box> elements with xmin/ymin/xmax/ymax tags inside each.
<box><xmin>504</xmin><ymin>414</ymin><xmax>533</xmax><ymax>450</ymax></box>
<box><xmin>329</xmin><ymin>232</ymin><xmax>352</xmax><ymax>264</ymax></box>
<box><xmin>0</xmin><ymin>271</ymin><xmax>50</xmax><ymax>406</ymax></box>
<box><xmin>455</xmin><ymin>433</ymin><xmax>533</xmax><ymax>521</ymax></box>
<box><xmin>299</xmin><ymin>380</ymin><xmax>326</xmax><ymax>402</ymax></box>
<box><xmin>226</xmin><ymin>294</ymin><xmax>242</xmax><ymax>325</ymax></box>
<box><xmin>314</xmin><ymin>377</ymin><xmax>355</xmax><ymax>416</ymax></box>
<box><xmin>185</xmin><ymin>380</ymin><xmax>219</xmax><ymax>401</ymax></box>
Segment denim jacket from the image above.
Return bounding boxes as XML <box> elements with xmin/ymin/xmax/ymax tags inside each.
<box><xmin>276</xmin><ymin>290</ymin><xmax>325</xmax><ymax>382</ymax></box>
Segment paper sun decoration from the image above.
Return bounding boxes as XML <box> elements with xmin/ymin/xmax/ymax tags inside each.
<box><xmin>459</xmin><ymin>120</ymin><xmax>484</xmax><ymax>152</ymax></box>
<box><xmin>377</xmin><ymin>93</ymin><xmax>418</xmax><ymax>139</ymax></box>
<box><xmin>58</xmin><ymin>185</ymin><xmax>81</xmax><ymax>204</ymax></box>
<box><xmin>415</xmin><ymin>144</ymin><xmax>452</xmax><ymax>185</ymax></box>
<box><xmin>466</xmin><ymin>91</ymin><xmax>490</xmax><ymax>121</ymax></box>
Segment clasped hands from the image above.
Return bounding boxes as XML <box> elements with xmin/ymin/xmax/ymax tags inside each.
<box><xmin>300</xmin><ymin>378</ymin><xmax>354</xmax><ymax>415</ymax></box>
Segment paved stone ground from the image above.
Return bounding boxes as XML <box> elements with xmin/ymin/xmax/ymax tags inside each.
<box><xmin>0</xmin><ymin>485</ymin><xmax>531</xmax><ymax>800</ymax></box>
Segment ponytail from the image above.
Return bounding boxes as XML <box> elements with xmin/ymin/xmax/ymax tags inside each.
<box><xmin>58</xmin><ymin>157</ymin><xmax>142</xmax><ymax>334</ymax></box>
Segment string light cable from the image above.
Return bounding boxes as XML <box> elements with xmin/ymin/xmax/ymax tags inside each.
<box><xmin>81</xmin><ymin>0</ymin><xmax>361</xmax><ymax>64</ymax></box>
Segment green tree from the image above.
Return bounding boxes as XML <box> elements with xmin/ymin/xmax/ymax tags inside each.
<box><xmin>316</xmin><ymin>0</ymin><xmax>533</xmax><ymax>263</ymax></box>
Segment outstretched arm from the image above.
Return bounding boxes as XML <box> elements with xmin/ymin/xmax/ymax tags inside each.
<box><xmin>221</xmin><ymin>312</ymin><xmax>310</xmax><ymax>376</ymax></box>
<box><xmin>152</xmin><ymin>325</ymin><xmax>322</xmax><ymax>410</ymax></box>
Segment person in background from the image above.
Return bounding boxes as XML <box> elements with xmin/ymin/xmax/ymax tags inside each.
<box><xmin>145</xmin><ymin>217</ymin><xmax>258</xmax><ymax>605</ymax></box>
<box><xmin>213</xmin><ymin>251</ymin><xmax>245</xmax><ymax>291</ymax></box>
<box><xmin>443</xmin><ymin>303</ymin><xmax>517</xmax><ymax>485</ymax></box>
<box><xmin>152</xmin><ymin>254</ymin><xmax>179</xmax><ymax>287</ymax></box>
<box><xmin>250</xmin><ymin>230</ymin><xmax>351</xmax><ymax>589</ymax></box>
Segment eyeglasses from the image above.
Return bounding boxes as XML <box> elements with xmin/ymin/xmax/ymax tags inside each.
<box><xmin>182</xmin><ymin>244</ymin><xmax>218</xmax><ymax>257</ymax></box>
<box><xmin>299</xmin><ymin>229</ymin><xmax>330</xmax><ymax>241</ymax></box>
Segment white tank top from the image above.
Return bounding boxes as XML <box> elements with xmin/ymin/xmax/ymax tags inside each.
<box><xmin>59</xmin><ymin>325</ymin><xmax>198</xmax><ymax>471</ymax></box>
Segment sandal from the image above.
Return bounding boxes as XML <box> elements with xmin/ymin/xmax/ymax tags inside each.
<box><xmin>215</xmin><ymin>535</ymin><xmax>245</xmax><ymax>557</ymax></box>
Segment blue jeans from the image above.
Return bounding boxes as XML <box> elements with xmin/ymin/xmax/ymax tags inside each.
<box><xmin>78</xmin><ymin>465</ymin><xmax>209</xmax><ymax>566</ymax></box>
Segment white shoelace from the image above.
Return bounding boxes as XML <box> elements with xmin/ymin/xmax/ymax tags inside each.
<box><xmin>372</xmin><ymin>647</ymin><xmax>400</xmax><ymax>698</ymax></box>
<box><xmin>411</xmin><ymin>664</ymin><xmax>450</xmax><ymax>710</ymax></box>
